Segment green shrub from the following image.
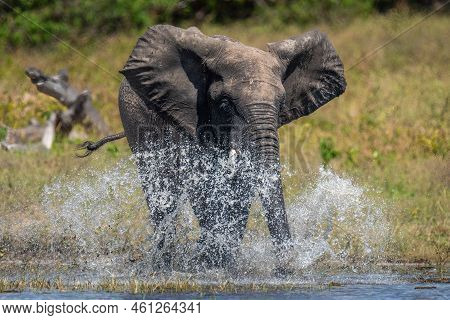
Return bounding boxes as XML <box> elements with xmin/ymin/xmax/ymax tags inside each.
<box><xmin>0</xmin><ymin>0</ymin><xmax>178</xmax><ymax>47</ymax></box>
<box><xmin>0</xmin><ymin>127</ymin><xmax>7</xmax><ymax>141</ymax></box>
<box><xmin>0</xmin><ymin>0</ymin><xmax>441</xmax><ymax>47</ymax></box>
<box><xmin>107</xmin><ymin>144</ymin><xmax>120</xmax><ymax>157</ymax></box>
<box><xmin>319</xmin><ymin>137</ymin><xmax>340</xmax><ymax>165</ymax></box>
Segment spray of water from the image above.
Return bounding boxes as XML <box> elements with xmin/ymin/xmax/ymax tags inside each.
<box><xmin>0</xmin><ymin>134</ymin><xmax>392</xmax><ymax>288</ymax></box>
<box><xmin>36</xmin><ymin>145</ymin><xmax>390</xmax><ymax>282</ymax></box>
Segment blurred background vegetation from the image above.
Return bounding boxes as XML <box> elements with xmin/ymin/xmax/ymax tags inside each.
<box><xmin>0</xmin><ymin>0</ymin><xmax>446</xmax><ymax>47</ymax></box>
<box><xmin>0</xmin><ymin>1</ymin><xmax>448</xmax><ymax>268</ymax></box>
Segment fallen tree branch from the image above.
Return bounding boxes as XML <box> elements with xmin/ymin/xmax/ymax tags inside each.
<box><xmin>25</xmin><ymin>67</ymin><xmax>109</xmax><ymax>135</ymax></box>
<box><xmin>1</xmin><ymin>68</ymin><xmax>110</xmax><ymax>151</ymax></box>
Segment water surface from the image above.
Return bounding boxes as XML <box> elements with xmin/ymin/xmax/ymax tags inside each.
<box><xmin>1</xmin><ymin>271</ymin><xmax>448</xmax><ymax>300</ymax></box>
<box><xmin>1</xmin><ymin>283</ymin><xmax>447</xmax><ymax>300</ymax></box>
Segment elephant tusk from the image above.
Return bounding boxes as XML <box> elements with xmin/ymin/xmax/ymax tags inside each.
<box><xmin>226</xmin><ymin>148</ymin><xmax>238</xmax><ymax>178</ymax></box>
<box><xmin>229</xmin><ymin>148</ymin><xmax>237</xmax><ymax>160</ymax></box>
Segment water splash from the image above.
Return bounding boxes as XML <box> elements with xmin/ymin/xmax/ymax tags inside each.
<box><xmin>287</xmin><ymin>167</ymin><xmax>389</xmax><ymax>269</ymax></box>
<box><xmin>34</xmin><ymin>150</ymin><xmax>390</xmax><ymax>281</ymax></box>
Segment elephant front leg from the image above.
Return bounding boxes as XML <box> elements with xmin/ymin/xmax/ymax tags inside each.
<box><xmin>137</xmin><ymin>151</ymin><xmax>181</xmax><ymax>271</ymax></box>
<box><xmin>258</xmin><ymin>169</ymin><xmax>294</xmax><ymax>276</ymax></box>
<box><xmin>146</xmin><ymin>194</ymin><xmax>179</xmax><ymax>270</ymax></box>
<box><xmin>190</xmin><ymin>201</ymin><xmax>227</xmax><ymax>269</ymax></box>
<box><xmin>190</xmin><ymin>191</ymin><xmax>253</xmax><ymax>270</ymax></box>
<box><xmin>226</xmin><ymin>184</ymin><xmax>254</xmax><ymax>266</ymax></box>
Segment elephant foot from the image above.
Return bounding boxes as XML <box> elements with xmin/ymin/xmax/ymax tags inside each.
<box><xmin>197</xmin><ymin>251</ymin><xmax>233</xmax><ymax>270</ymax></box>
<box><xmin>273</xmin><ymin>241</ymin><xmax>295</xmax><ymax>279</ymax></box>
<box><xmin>151</xmin><ymin>237</ymin><xmax>175</xmax><ymax>271</ymax></box>
<box><xmin>273</xmin><ymin>266</ymin><xmax>294</xmax><ymax>279</ymax></box>
<box><xmin>152</xmin><ymin>250</ymin><xmax>174</xmax><ymax>272</ymax></box>
<box><xmin>193</xmin><ymin>240</ymin><xmax>237</xmax><ymax>271</ymax></box>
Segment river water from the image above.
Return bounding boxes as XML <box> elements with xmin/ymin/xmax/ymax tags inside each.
<box><xmin>0</xmin><ymin>270</ymin><xmax>448</xmax><ymax>300</ymax></box>
<box><xmin>0</xmin><ymin>281</ymin><xmax>448</xmax><ymax>300</ymax></box>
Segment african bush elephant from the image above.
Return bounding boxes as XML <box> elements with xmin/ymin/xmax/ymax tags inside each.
<box><xmin>79</xmin><ymin>25</ymin><xmax>346</xmax><ymax>273</ymax></box>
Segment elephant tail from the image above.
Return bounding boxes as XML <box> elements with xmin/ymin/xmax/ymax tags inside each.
<box><xmin>76</xmin><ymin>132</ymin><xmax>126</xmax><ymax>158</ymax></box>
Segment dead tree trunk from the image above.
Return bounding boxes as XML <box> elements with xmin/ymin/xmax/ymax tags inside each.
<box><xmin>25</xmin><ymin>67</ymin><xmax>109</xmax><ymax>135</ymax></box>
<box><xmin>1</xmin><ymin>68</ymin><xmax>110</xmax><ymax>151</ymax></box>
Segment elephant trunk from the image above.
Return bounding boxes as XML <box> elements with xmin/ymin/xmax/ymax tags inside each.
<box><xmin>247</xmin><ymin>104</ymin><xmax>292</xmax><ymax>259</ymax></box>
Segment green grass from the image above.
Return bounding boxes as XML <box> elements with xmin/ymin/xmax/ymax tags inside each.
<box><xmin>0</xmin><ymin>276</ymin><xmax>340</xmax><ymax>294</ymax></box>
<box><xmin>0</xmin><ymin>13</ymin><xmax>449</xmax><ymax>268</ymax></box>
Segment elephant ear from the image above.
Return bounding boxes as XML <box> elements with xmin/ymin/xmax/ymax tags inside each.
<box><xmin>268</xmin><ymin>30</ymin><xmax>346</xmax><ymax>127</ymax></box>
<box><xmin>120</xmin><ymin>25</ymin><xmax>220</xmax><ymax>136</ymax></box>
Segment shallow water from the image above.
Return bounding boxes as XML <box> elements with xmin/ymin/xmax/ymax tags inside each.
<box><xmin>1</xmin><ymin>283</ymin><xmax>448</xmax><ymax>300</ymax></box>
<box><xmin>1</xmin><ymin>271</ymin><xmax>448</xmax><ymax>300</ymax></box>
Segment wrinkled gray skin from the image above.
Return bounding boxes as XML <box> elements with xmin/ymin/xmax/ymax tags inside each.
<box><xmin>86</xmin><ymin>25</ymin><xmax>346</xmax><ymax>272</ymax></box>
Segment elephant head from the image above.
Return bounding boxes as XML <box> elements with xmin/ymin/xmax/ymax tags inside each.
<box><xmin>120</xmin><ymin>25</ymin><xmax>346</xmax><ymax>263</ymax></box>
